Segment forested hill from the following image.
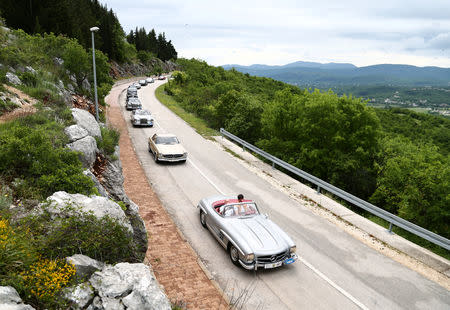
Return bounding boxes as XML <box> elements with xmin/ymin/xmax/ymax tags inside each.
<box><xmin>166</xmin><ymin>59</ymin><xmax>449</xmax><ymax>247</ymax></box>
<box><xmin>0</xmin><ymin>0</ymin><xmax>177</xmax><ymax>62</ymax></box>
<box><xmin>222</xmin><ymin>62</ymin><xmax>450</xmax><ymax>87</ymax></box>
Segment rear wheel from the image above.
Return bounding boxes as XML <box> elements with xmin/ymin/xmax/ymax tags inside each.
<box><xmin>199</xmin><ymin>210</ymin><xmax>207</xmax><ymax>228</ymax></box>
<box><xmin>229</xmin><ymin>244</ymin><xmax>240</xmax><ymax>267</ymax></box>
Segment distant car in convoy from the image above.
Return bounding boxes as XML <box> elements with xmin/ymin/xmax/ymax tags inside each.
<box><xmin>146</xmin><ymin>77</ymin><xmax>154</xmax><ymax>84</ymax></box>
<box><xmin>126</xmin><ymin>86</ymin><xmax>138</xmax><ymax>99</ymax></box>
<box><xmin>133</xmin><ymin>82</ymin><xmax>141</xmax><ymax>89</ymax></box>
<box><xmin>148</xmin><ymin>133</ymin><xmax>187</xmax><ymax>163</ymax></box>
<box><xmin>197</xmin><ymin>195</ymin><xmax>298</xmax><ymax>270</ymax></box>
<box><xmin>126</xmin><ymin>97</ymin><xmax>142</xmax><ymax>110</ymax></box>
<box><xmin>131</xmin><ymin>109</ymin><xmax>153</xmax><ymax>127</ymax></box>
<box><xmin>158</xmin><ymin>75</ymin><xmax>166</xmax><ymax>80</ymax></box>
<box><xmin>139</xmin><ymin>79</ymin><xmax>148</xmax><ymax>86</ymax></box>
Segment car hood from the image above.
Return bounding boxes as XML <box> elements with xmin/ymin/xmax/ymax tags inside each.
<box><xmin>227</xmin><ymin>215</ymin><xmax>291</xmax><ymax>255</ymax></box>
<box><xmin>156</xmin><ymin>144</ymin><xmax>186</xmax><ymax>155</ymax></box>
<box><xmin>133</xmin><ymin>114</ymin><xmax>153</xmax><ymax>120</ymax></box>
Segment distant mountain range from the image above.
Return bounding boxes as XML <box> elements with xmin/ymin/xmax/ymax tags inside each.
<box><xmin>221</xmin><ymin>61</ymin><xmax>450</xmax><ymax>87</ymax></box>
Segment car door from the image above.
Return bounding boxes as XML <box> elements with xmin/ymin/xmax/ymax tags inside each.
<box><xmin>149</xmin><ymin>134</ymin><xmax>158</xmax><ymax>154</ymax></box>
<box><xmin>207</xmin><ymin>207</ymin><xmax>228</xmax><ymax>247</ymax></box>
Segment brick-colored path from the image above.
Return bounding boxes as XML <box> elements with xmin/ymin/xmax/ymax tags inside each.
<box><xmin>106</xmin><ymin>85</ymin><xmax>228</xmax><ymax>309</ymax></box>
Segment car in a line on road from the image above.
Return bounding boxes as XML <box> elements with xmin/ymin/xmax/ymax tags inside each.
<box><xmin>125</xmin><ymin>97</ymin><xmax>142</xmax><ymax>110</ymax></box>
<box><xmin>139</xmin><ymin>79</ymin><xmax>148</xmax><ymax>86</ymax></box>
<box><xmin>133</xmin><ymin>82</ymin><xmax>141</xmax><ymax>89</ymax></box>
<box><xmin>131</xmin><ymin>109</ymin><xmax>153</xmax><ymax>127</ymax></box>
<box><xmin>197</xmin><ymin>195</ymin><xmax>298</xmax><ymax>270</ymax></box>
<box><xmin>126</xmin><ymin>86</ymin><xmax>138</xmax><ymax>99</ymax></box>
<box><xmin>146</xmin><ymin>77</ymin><xmax>154</xmax><ymax>84</ymax></box>
<box><xmin>148</xmin><ymin>133</ymin><xmax>187</xmax><ymax>163</ymax></box>
<box><xmin>158</xmin><ymin>75</ymin><xmax>166</xmax><ymax>80</ymax></box>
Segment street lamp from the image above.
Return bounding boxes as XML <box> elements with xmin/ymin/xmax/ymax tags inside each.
<box><xmin>90</xmin><ymin>26</ymin><xmax>100</xmax><ymax>121</ymax></box>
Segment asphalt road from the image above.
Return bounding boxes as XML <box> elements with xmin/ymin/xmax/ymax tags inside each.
<box><xmin>116</xmin><ymin>80</ymin><xmax>449</xmax><ymax>310</ymax></box>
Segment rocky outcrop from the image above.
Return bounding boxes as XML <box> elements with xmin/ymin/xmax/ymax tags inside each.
<box><xmin>0</xmin><ymin>286</ymin><xmax>35</xmax><ymax>310</ymax></box>
<box><xmin>40</xmin><ymin>191</ymin><xmax>133</xmax><ymax>233</ymax></box>
<box><xmin>65</xmin><ymin>262</ymin><xmax>171</xmax><ymax>310</ymax></box>
<box><xmin>67</xmin><ymin>135</ymin><xmax>98</xmax><ymax>168</ymax></box>
<box><xmin>83</xmin><ymin>170</ymin><xmax>109</xmax><ymax>198</ymax></box>
<box><xmin>71</xmin><ymin>108</ymin><xmax>101</xmax><ymax>138</ymax></box>
<box><xmin>65</xmin><ymin>125</ymin><xmax>89</xmax><ymax>143</ymax></box>
<box><xmin>66</xmin><ymin>254</ymin><xmax>105</xmax><ymax>279</ymax></box>
<box><xmin>109</xmin><ymin>59</ymin><xmax>179</xmax><ymax>79</ymax></box>
<box><xmin>5</xmin><ymin>72</ymin><xmax>21</xmax><ymax>85</ymax></box>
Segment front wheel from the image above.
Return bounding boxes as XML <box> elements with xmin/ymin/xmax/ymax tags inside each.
<box><xmin>229</xmin><ymin>244</ymin><xmax>240</xmax><ymax>267</ymax></box>
<box><xmin>199</xmin><ymin>210</ymin><xmax>207</xmax><ymax>228</ymax></box>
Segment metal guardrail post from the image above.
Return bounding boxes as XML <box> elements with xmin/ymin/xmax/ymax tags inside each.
<box><xmin>218</xmin><ymin>128</ymin><xmax>450</xmax><ymax>250</ymax></box>
<box><xmin>388</xmin><ymin>222</ymin><xmax>394</xmax><ymax>234</ymax></box>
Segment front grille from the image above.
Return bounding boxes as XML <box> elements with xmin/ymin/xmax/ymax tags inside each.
<box><xmin>140</xmin><ymin>119</ymin><xmax>148</xmax><ymax>124</ymax></box>
<box><xmin>163</xmin><ymin>154</ymin><xmax>184</xmax><ymax>159</ymax></box>
<box><xmin>256</xmin><ymin>251</ymin><xmax>288</xmax><ymax>264</ymax></box>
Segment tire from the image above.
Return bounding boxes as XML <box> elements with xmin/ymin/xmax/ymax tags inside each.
<box><xmin>229</xmin><ymin>244</ymin><xmax>240</xmax><ymax>267</ymax></box>
<box><xmin>154</xmin><ymin>152</ymin><xmax>159</xmax><ymax>163</ymax></box>
<box><xmin>199</xmin><ymin>210</ymin><xmax>207</xmax><ymax>228</ymax></box>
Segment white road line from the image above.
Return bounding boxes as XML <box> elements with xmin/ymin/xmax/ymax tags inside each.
<box><xmin>187</xmin><ymin>158</ymin><xmax>226</xmax><ymax>195</ymax></box>
<box><xmin>298</xmin><ymin>256</ymin><xmax>370</xmax><ymax>310</ymax></box>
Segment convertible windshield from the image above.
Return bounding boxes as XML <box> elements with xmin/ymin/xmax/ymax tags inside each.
<box><xmin>134</xmin><ymin>109</ymin><xmax>150</xmax><ymax>115</ymax></box>
<box><xmin>219</xmin><ymin>203</ymin><xmax>259</xmax><ymax>217</ymax></box>
<box><xmin>156</xmin><ymin>136</ymin><xmax>179</xmax><ymax>144</ymax></box>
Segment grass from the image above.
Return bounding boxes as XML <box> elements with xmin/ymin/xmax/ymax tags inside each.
<box><xmin>155</xmin><ymin>85</ymin><xmax>218</xmax><ymax>137</ymax></box>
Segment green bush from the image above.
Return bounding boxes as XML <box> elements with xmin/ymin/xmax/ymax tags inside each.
<box><xmin>97</xmin><ymin>126</ymin><xmax>120</xmax><ymax>157</ymax></box>
<box><xmin>0</xmin><ymin>111</ymin><xmax>95</xmax><ymax>200</ymax></box>
<box><xmin>21</xmin><ymin>205</ymin><xmax>137</xmax><ymax>264</ymax></box>
<box><xmin>0</xmin><ymin>98</ymin><xmax>19</xmax><ymax>115</ymax></box>
<box><xmin>18</xmin><ymin>71</ymin><xmax>37</xmax><ymax>87</ymax></box>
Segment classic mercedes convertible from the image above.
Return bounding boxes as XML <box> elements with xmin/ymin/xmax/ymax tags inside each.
<box><xmin>197</xmin><ymin>195</ymin><xmax>298</xmax><ymax>270</ymax></box>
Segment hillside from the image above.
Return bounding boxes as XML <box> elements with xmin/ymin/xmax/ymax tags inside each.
<box><xmin>222</xmin><ymin>61</ymin><xmax>450</xmax><ymax>87</ymax></box>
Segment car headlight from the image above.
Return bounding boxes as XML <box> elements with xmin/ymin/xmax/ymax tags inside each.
<box><xmin>183</xmin><ymin>152</ymin><xmax>188</xmax><ymax>156</ymax></box>
<box><xmin>244</xmin><ymin>253</ymin><xmax>254</xmax><ymax>262</ymax></box>
<box><xmin>290</xmin><ymin>246</ymin><xmax>296</xmax><ymax>254</ymax></box>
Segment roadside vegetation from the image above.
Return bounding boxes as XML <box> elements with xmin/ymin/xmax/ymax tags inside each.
<box><xmin>163</xmin><ymin>58</ymin><xmax>449</xmax><ymax>254</ymax></box>
<box><xmin>0</xmin><ymin>18</ymin><xmax>134</xmax><ymax>309</ymax></box>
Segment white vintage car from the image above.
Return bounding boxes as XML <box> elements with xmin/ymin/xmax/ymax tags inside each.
<box><xmin>148</xmin><ymin>133</ymin><xmax>187</xmax><ymax>163</ymax></box>
<box><xmin>131</xmin><ymin>109</ymin><xmax>153</xmax><ymax>127</ymax></box>
<box><xmin>198</xmin><ymin>195</ymin><xmax>298</xmax><ymax>270</ymax></box>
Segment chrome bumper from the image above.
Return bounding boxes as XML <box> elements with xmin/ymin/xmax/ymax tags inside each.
<box><xmin>239</xmin><ymin>253</ymin><xmax>298</xmax><ymax>270</ymax></box>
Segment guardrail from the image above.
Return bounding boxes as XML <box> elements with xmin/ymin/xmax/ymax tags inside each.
<box><xmin>220</xmin><ymin>128</ymin><xmax>450</xmax><ymax>251</ymax></box>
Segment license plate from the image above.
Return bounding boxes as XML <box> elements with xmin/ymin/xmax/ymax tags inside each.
<box><xmin>284</xmin><ymin>257</ymin><xmax>295</xmax><ymax>265</ymax></box>
<box><xmin>265</xmin><ymin>261</ymin><xmax>282</xmax><ymax>269</ymax></box>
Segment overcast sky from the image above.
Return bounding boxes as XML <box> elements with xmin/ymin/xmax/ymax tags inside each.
<box><xmin>101</xmin><ymin>0</ymin><xmax>450</xmax><ymax>68</ymax></box>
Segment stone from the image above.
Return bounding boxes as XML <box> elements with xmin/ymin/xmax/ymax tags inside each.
<box><xmin>66</xmin><ymin>254</ymin><xmax>104</xmax><ymax>279</ymax></box>
<box><xmin>41</xmin><ymin>191</ymin><xmax>133</xmax><ymax>233</ymax></box>
<box><xmin>5</xmin><ymin>72</ymin><xmax>21</xmax><ymax>85</ymax></box>
<box><xmin>54</xmin><ymin>57</ymin><xmax>64</xmax><ymax>66</ymax></box>
<box><xmin>82</xmin><ymin>78</ymin><xmax>91</xmax><ymax>92</ymax></box>
<box><xmin>0</xmin><ymin>286</ymin><xmax>35</xmax><ymax>310</ymax></box>
<box><xmin>67</xmin><ymin>135</ymin><xmax>98</xmax><ymax>168</ymax></box>
<box><xmin>65</xmin><ymin>125</ymin><xmax>89</xmax><ymax>142</ymax></box>
<box><xmin>63</xmin><ymin>282</ymin><xmax>94</xmax><ymax>309</ymax></box>
<box><xmin>90</xmin><ymin>263</ymin><xmax>170</xmax><ymax>310</ymax></box>
<box><xmin>101</xmin><ymin>147</ymin><xmax>126</xmax><ymax>202</ymax></box>
<box><xmin>83</xmin><ymin>170</ymin><xmax>109</xmax><ymax>198</ymax></box>
<box><xmin>125</xmin><ymin>200</ymin><xmax>148</xmax><ymax>261</ymax></box>
<box><xmin>25</xmin><ymin>66</ymin><xmax>36</xmax><ymax>75</ymax></box>
<box><xmin>71</xmin><ymin>108</ymin><xmax>101</xmax><ymax>138</ymax></box>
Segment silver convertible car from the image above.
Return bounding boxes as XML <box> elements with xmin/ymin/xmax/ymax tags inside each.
<box><xmin>198</xmin><ymin>195</ymin><xmax>298</xmax><ymax>270</ymax></box>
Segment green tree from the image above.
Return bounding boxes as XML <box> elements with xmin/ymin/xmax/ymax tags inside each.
<box><xmin>370</xmin><ymin>137</ymin><xmax>450</xmax><ymax>237</ymax></box>
<box><xmin>62</xmin><ymin>39</ymin><xmax>90</xmax><ymax>89</ymax></box>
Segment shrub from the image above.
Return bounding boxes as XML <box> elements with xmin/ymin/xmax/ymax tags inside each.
<box><xmin>18</xmin><ymin>71</ymin><xmax>37</xmax><ymax>87</ymax></box>
<box><xmin>0</xmin><ymin>217</ymin><xmax>38</xmax><ymax>282</ymax></box>
<box><xmin>0</xmin><ymin>112</ymin><xmax>96</xmax><ymax>200</ymax></box>
<box><xmin>97</xmin><ymin>126</ymin><xmax>120</xmax><ymax>156</ymax></box>
<box><xmin>0</xmin><ymin>98</ymin><xmax>19</xmax><ymax>115</ymax></box>
<box><xmin>20</xmin><ymin>258</ymin><xmax>75</xmax><ymax>309</ymax></box>
<box><xmin>22</xmin><ymin>205</ymin><xmax>137</xmax><ymax>264</ymax></box>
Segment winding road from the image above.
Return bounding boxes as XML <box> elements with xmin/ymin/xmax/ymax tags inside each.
<box><xmin>114</xmin><ymin>80</ymin><xmax>449</xmax><ymax>309</ymax></box>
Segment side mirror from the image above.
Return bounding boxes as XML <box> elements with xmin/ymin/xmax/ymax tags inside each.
<box><xmin>264</xmin><ymin>213</ymin><xmax>268</xmax><ymax>219</ymax></box>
